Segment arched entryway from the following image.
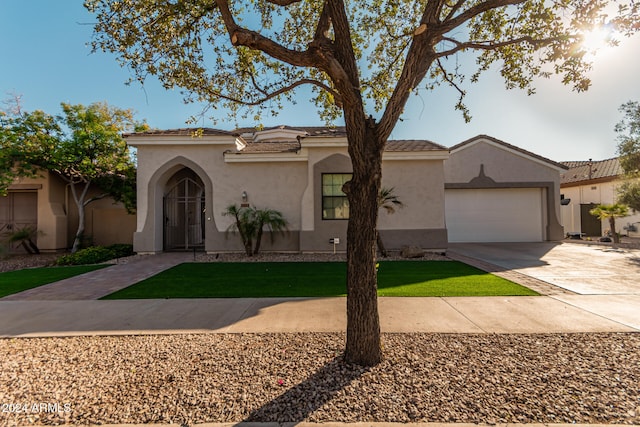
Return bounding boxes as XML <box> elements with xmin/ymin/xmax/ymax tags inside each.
<box><xmin>163</xmin><ymin>168</ymin><xmax>206</xmax><ymax>251</ymax></box>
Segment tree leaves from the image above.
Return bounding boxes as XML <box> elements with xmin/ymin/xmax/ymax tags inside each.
<box><xmin>85</xmin><ymin>0</ymin><xmax>638</xmax><ymax>129</ymax></box>
<box><xmin>0</xmin><ymin>101</ymin><xmax>140</xmax><ymax>210</ymax></box>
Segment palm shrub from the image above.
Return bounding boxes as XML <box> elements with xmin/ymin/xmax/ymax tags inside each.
<box><xmin>377</xmin><ymin>187</ymin><xmax>404</xmax><ymax>257</ymax></box>
<box><xmin>589</xmin><ymin>203</ymin><xmax>630</xmax><ymax>243</ymax></box>
<box><xmin>2</xmin><ymin>226</ymin><xmax>40</xmax><ymax>254</ymax></box>
<box><xmin>224</xmin><ymin>204</ymin><xmax>288</xmax><ymax>256</ymax></box>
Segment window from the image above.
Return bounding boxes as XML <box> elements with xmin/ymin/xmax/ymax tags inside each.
<box><xmin>322</xmin><ymin>173</ymin><xmax>351</xmax><ymax>219</ymax></box>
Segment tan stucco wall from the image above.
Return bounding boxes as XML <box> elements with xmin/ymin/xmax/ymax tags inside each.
<box><xmin>66</xmin><ymin>188</ymin><xmax>135</xmax><ymax>247</ymax></box>
<box><xmin>130</xmin><ymin>135</ymin><xmax>448</xmax><ymax>253</ymax></box>
<box><xmin>132</xmin><ymin>138</ymin><xmax>309</xmax><ymax>253</ymax></box>
<box><xmin>380</xmin><ymin>159</ymin><xmax>445</xmax><ymax>230</ymax></box>
<box><xmin>445</xmin><ymin>139</ymin><xmax>561</xmax><ymax>184</ymax></box>
<box><xmin>445</xmin><ymin>138</ymin><xmax>565</xmax><ymax>241</ymax></box>
<box><xmin>7</xmin><ymin>172</ymin><xmax>67</xmax><ymax>251</ymax></box>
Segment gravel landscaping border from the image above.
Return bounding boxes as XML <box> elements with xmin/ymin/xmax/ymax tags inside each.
<box><xmin>1</xmin><ymin>332</ymin><xmax>638</xmax><ymax>426</ymax></box>
<box><xmin>0</xmin><ymin>251</ymin><xmax>449</xmax><ymax>274</ymax></box>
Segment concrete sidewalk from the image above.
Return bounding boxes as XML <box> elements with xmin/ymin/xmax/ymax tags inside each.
<box><xmin>0</xmin><ymin>294</ymin><xmax>638</xmax><ymax>337</ymax></box>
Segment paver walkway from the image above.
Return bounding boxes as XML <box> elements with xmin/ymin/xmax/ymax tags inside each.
<box><xmin>1</xmin><ymin>252</ymin><xmax>191</xmax><ymax>300</ymax></box>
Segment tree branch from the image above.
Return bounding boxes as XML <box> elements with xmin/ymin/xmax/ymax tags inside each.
<box><xmin>443</xmin><ymin>0</ymin><xmax>468</xmax><ymax>22</ymax></box>
<box><xmin>264</xmin><ymin>0</ymin><xmax>303</xmax><ymax>4</ymax></box>
<box><xmin>215</xmin><ymin>0</ymin><xmax>317</xmax><ymax>68</ymax></box>
<box><xmin>435</xmin><ymin>57</ymin><xmax>470</xmax><ymax>121</ymax></box>
<box><xmin>437</xmin><ymin>35</ymin><xmax>563</xmax><ymax>57</ymax></box>
<box><xmin>206</xmin><ymin>78</ymin><xmax>342</xmax><ymax>107</ymax></box>
<box><xmin>441</xmin><ymin>0</ymin><xmax>527</xmax><ymax>32</ymax></box>
<box><xmin>378</xmin><ymin>3</ymin><xmax>440</xmax><ymax>140</ymax></box>
<box><xmin>313</xmin><ymin>3</ymin><xmax>332</xmax><ymax>41</ymax></box>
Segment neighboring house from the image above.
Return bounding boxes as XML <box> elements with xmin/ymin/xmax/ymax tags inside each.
<box><xmin>126</xmin><ymin>127</ymin><xmax>566</xmax><ymax>254</ymax></box>
<box><xmin>560</xmin><ymin>158</ymin><xmax>640</xmax><ymax>237</ymax></box>
<box><xmin>1</xmin><ymin>171</ymin><xmax>135</xmax><ymax>253</ymax></box>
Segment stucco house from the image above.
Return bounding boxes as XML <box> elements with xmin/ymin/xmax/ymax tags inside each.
<box><xmin>560</xmin><ymin>158</ymin><xmax>640</xmax><ymax>237</ymax></box>
<box><xmin>126</xmin><ymin>127</ymin><xmax>566</xmax><ymax>254</ymax></box>
<box><xmin>1</xmin><ymin>172</ymin><xmax>135</xmax><ymax>253</ymax></box>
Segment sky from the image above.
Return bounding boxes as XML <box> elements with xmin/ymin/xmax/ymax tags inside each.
<box><xmin>1</xmin><ymin>1</ymin><xmax>639</xmax><ymax>162</ymax></box>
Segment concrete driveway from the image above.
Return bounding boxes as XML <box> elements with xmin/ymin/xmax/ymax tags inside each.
<box><xmin>449</xmin><ymin>241</ymin><xmax>640</xmax><ymax>295</ymax></box>
<box><xmin>448</xmin><ymin>241</ymin><xmax>640</xmax><ymax>331</ymax></box>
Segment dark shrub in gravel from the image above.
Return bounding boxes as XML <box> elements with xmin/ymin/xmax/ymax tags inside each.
<box><xmin>55</xmin><ymin>244</ymin><xmax>134</xmax><ymax>265</ymax></box>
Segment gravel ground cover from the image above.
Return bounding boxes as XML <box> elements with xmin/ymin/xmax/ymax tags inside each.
<box><xmin>1</xmin><ymin>332</ymin><xmax>638</xmax><ymax>426</ymax></box>
<box><xmin>0</xmin><ymin>254</ymin><xmax>60</xmax><ymax>273</ymax></box>
<box><xmin>0</xmin><ymin>251</ymin><xmax>447</xmax><ymax>274</ymax></box>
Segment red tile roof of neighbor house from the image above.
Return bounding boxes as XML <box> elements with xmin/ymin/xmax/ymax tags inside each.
<box><xmin>560</xmin><ymin>157</ymin><xmax>623</xmax><ymax>185</ymax></box>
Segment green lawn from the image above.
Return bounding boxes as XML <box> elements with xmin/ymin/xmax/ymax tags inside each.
<box><xmin>102</xmin><ymin>261</ymin><xmax>538</xmax><ymax>299</ymax></box>
<box><xmin>0</xmin><ymin>264</ymin><xmax>111</xmax><ymax>298</ymax></box>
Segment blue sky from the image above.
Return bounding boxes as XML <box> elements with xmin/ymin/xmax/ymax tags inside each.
<box><xmin>2</xmin><ymin>1</ymin><xmax>639</xmax><ymax>162</ymax></box>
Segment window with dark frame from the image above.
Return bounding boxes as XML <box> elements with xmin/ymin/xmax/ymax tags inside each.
<box><xmin>322</xmin><ymin>173</ymin><xmax>352</xmax><ymax>219</ymax></box>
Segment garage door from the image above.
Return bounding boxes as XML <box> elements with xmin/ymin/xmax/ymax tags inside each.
<box><xmin>445</xmin><ymin>188</ymin><xmax>544</xmax><ymax>242</ymax></box>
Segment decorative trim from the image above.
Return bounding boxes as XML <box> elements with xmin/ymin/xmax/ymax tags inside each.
<box><xmin>224</xmin><ymin>152</ymin><xmax>308</xmax><ymax>163</ymax></box>
<box><xmin>7</xmin><ymin>184</ymin><xmax>42</xmax><ymax>191</ymax></box>
<box><xmin>382</xmin><ymin>151</ymin><xmax>449</xmax><ymax>161</ymax></box>
<box><xmin>468</xmin><ymin>164</ymin><xmax>496</xmax><ymax>186</ymax></box>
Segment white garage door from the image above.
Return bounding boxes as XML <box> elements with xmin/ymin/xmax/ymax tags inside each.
<box><xmin>445</xmin><ymin>188</ymin><xmax>544</xmax><ymax>242</ymax></box>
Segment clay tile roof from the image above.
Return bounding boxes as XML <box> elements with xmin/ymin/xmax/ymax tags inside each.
<box><xmin>385</xmin><ymin>139</ymin><xmax>447</xmax><ymax>151</ymax></box>
<box><xmin>560</xmin><ymin>157</ymin><xmax>623</xmax><ymax>185</ymax></box>
<box><xmin>233</xmin><ymin>125</ymin><xmax>347</xmax><ymax>137</ymax></box>
<box><xmin>124</xmin><ymin>128</ymin><xmax>236</xmax><ymax>137</ymax></box>
<box><xmin>238</xmin><ymin>141</ymin><xmax>300</xmax><ymax>153</ymax></box>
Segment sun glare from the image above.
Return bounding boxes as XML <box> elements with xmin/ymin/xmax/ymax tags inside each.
<box><xmin>580</xmin><ymin>25</ymin><xmax>616</xmax><ymax>55</ymax></box>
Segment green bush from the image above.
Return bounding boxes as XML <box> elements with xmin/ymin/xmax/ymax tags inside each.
<box><xmin>55</xmin><ymin>244</ymin><xmax>133</xmax><ymax>266</ymax></box>
<box><xmin>105</xmin><ymin>244</ymin><xmax>134</xmax><ymax>258</ymax></box>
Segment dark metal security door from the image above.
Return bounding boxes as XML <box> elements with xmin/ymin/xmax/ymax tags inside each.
<box><xmin>163</xmin><ymin>177</ymin><xmax>205</xmax><ymax>250</ymax></box>
<box><xmin>580</xmin><ymin>203</ymin><xmax>601</xmax><ymax>237</ymax></box>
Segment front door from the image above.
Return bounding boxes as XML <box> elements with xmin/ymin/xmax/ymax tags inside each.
<box><xmin>163</xmin><ymin>177</ymin><xmax>205</xmax><ymax>251</ymax></box>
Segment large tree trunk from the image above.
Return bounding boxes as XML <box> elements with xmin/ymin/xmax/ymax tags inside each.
<box><xmin>343</xmin><ymin>119</ymin><xmax>384</xmax><ymax>366</ymax></box>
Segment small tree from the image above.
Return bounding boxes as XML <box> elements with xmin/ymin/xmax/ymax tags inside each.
<box><xmin>590</xmin><ymin>203</ymin><xmax>630</xmax><ymax>243</ymax></box>
<box><xmin>224</xmin><ymin>204</ymin><xmax>288</xmax><ymax>256</ymax></box>
<box><xmin>618</xmin><ymin>181</ymin><xmax>640</xmax><ymax>212</ymax></box>
<box><xmin>377</xmin><ymin>187</ymin><xmax>404</xmax><ymax>257</ymax></box>
<box><xmin>0</xmin><ymin>102</ymin><xmax>145</xmax><ymax>253</ymax></box>
<box><xmin>616</xmin><ymin>101</ymin><xmax>640</xmax><ymax>211</ymax></box>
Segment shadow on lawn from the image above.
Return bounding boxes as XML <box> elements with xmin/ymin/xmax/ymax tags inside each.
<box><xmin>241</xmin><ymin>354</ymin><xmax>367</xmax><ymax>423</ymax></box>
